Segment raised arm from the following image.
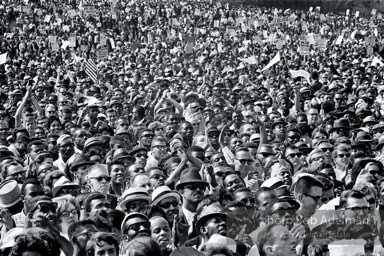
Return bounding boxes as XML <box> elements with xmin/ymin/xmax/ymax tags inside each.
<box><xmin>15</xmin><ymin>86</ymin><xmax>32</xmax><ymax>128</ymax></box>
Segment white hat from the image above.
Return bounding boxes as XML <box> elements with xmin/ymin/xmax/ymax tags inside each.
<box><xmin>206</xmin><ymin>234</ymin><xmax>237</xmax><ymax>253</ymax></box>
<box><xmin>151</xmin><ymin>186</ymin><xmax>181</xmax><ymax>206</ymax></box>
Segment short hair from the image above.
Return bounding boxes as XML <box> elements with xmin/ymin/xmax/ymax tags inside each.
<box><xmin>86</xmin><ymin>232</ymin><xmax>119</xmax><ymax>256</ymax></box>
<box><xmin>187</xmin><ymin>146</ymin><xmax>205</xmax><ymax>154</ymax></box>
<box><xmin>124</xmin><ymin>237</ymin><xmax>162</xmax><ymax>256</ymax></box>
<box><xmin>339</xmin><ymin>189</ymin><xmax>367</xmax><ymax>209</ymax></box>
<box><xmin>315</xmin><ymin>174</ymin><xmax>334</xmax><ymax>191</ymax></box>
<box><xmin>108</xmin><ymin>209</ymin><xmax>126</xmax><ymax>230</ymax></box>
<box><xmin>27</xmin><ymin>140</ymin><xmax>46</xmax><ymax>153</ymax></box>
<box><xmin>68</xmin><ymin>219</ymin><xmax>96</xmax><ymax>242</ymax></box>
<box><xmin>254</xmin><ymin>187</ymin><xmax>277</xmax><ymax>207</ymax></box>
<box><xmin>293</xmin><ymin>176</ymin><xmax>324</xmax><ymax>196</ymax></box>
<box><xmin>224</xmin><ymin>200</ymin><xmax>248</xmax><ymax>209</ymax></box>
<box><xmin>205</xmin><ymin>246</ymin><xmax>234</xmax><ymax>256</ymax></box>
<box><xmin>83</xmin><ymin>192</ymin><xmax>107</xmax><ymax>213</ymax></box>
<box><xmin>150</xmin><ymin>136</ymin><xmax>167</xmax><ymax>149</ymax></box>
<box><xmin>21</xmin><ymin>178</ymin><xmax>42</xmax><ymax>196</ymax></box>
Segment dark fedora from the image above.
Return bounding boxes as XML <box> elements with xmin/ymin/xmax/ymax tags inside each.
<box><xmin>206</xmin><ymin>125</ymin><xmax>220</xmax><ymax>136</ymax></box>
<box><xmin>355</xmin><ymin>130</ymin><xmax>374</xmax><ymax>143</ymax></box>
<box><xmin>330</xmin><ymin>118</ymin><xmax>352</xmax><ymax>131</ymax></box>
<box><xmin>175</xmin><ymin>167</ymin><xmax>208</xmax><ymax>190</ymax></box>
<box><xmin>271</xmin><ymin>118</ymin><xmax>287</xmax><ymax>129</ymax></box>
<box><xmin>274</xmin><ymin>185</ymin><xmax>300</xmax><ymax>210</ymax></box>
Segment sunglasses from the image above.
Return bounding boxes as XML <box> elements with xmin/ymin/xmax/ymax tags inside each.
<box><xmin>320</xmin><ymin>147</ymin><xmax>333</xmax><ymax>153</ymax></box>
<box><xmin>141</xmin><ymin>134</ymin><xmax>154</xmax><ymax>138</ymax></box>
<box><xmin>183</xmin><ymin>184</ymin><xmax>207</xmax><ymax>190</ymax></box>
<box><xmin>90</xmin><ymin>176</ymin><xmax>111</xmax><ymax>182</ymax></box>
<box><xmin>338</xmin><ymin>154</ymin><xmax>350</xmax><ymax>158</ymax></box>
<box><xmin>288</xmin><ymin>153</ymin><xmax>301</xmax><ymax>158</ymax></box>
<box><xmin>134</xmin><ymin>153</ymin><xmax>148</xmax><ymax>159</ymax></box>
<box><xmin>61</xmin><ymin>188</ymin><xmax>80</xmax><ymax>196</ymax></box>
<box><xmin>158</xmin><ymin>200</ymin><xmax>179</xmax><ymax>209</ymax></box>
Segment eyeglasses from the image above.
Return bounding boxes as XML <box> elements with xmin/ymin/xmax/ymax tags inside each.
<box><xmin>320</xmin><ymin>148</ymin><xmax>333</xmax><ymax>153</ymax></box>
<box><xmin>236</xmin><ymin>158</ymin><xmax>254</xmax><ymax>165</ymax></box>
<box><xmin>345</xmin><ymin>206</ymin><xmax>369</xmax><ymax>214</ymax></box>
<box><xmin>60</xmin><ymin>210</ymin><xmax>78</xmax><ymax>218</ymax></box>
<box><xmin>128</xmin><ymin>222</ymin><xmax>151</xmax><ymax>232</ymax></box>
<box><xmin>208</xmin><ymin>133</ymin><xmax>219</xmax><ymax>138</ymax></box>
<box><xmin>183</xmin><ymin>184</ymin><xmax>207</xmax><ymax>190</ymax></box>
<box><xmin>141</xmin><ymin>133</ymin><xmax>154</xmax><ymax>138</ymax></box>
<box><xmin>338</xmin><ymin>153</ymin><xmax>350</xmax><ymax>158</ymax></box>
<box><xmin>134</xmin><ymin>153</ymin><xmax>148</xmax><ymax>159</ymax></box>
<box><xmin>303</xmin><ymin>193</ymin><xmax>321</xmax><ymax>204</ymax></box>
<box><xmin>61</xmin><ymin>188</ymin><xmax>80</xmax><ymax>196</ymax></box>
<box><xmin>288</xmin><ymin>153</ymin><xmax>301</xmax><ymax>158</ymax></box>
<box><xmin>90</xmin><ymin>176</ymin><xmax>111</xmax><ymax>182</ymax></box>
<box><xmin>158</xmin><ymin>200</ymin><xmax>179</xmax><ymax>209</ymax></box>
<box><xmin>232</xmin><ymin>140</ymin><xmax>243</xmax><ymax>145</ymax></box>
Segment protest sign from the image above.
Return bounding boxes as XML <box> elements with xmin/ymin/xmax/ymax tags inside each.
<box><xmin>289</xmin><ymin>69</ymin><xmax>311</xmax><ymax>83</ymax></box>
<box><xmin>98</xmin><ymin>45</ymin><xmax>108</xmax><ymax>60</ymax></box>
<box><xmin>0</xmin><ymin>53</ymin><xmax>7</xmax><ymax>65</ymax></box>
<box><xmin>262</xmin><ymin>52</ymin><xmax>280</xmax><ymax>72</ymax></box>
<box><xmin>335</xmin><ymin>34</ymin><xmax>343</xmax><ymax>45</ymax></box>
<box><xmin>299</xmin><ymin>41</ymin><xmax>310</xmax><ymax>55</ymax></box>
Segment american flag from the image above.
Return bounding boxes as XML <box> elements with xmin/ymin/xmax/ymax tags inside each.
<box><xmin>85</xmin><ymin>59</ymin><xmax>98</xmax><ymax>82</ymax></box>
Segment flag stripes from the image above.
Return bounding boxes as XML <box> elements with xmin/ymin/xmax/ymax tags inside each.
<box><xmin>85</xmin><ymin>59</ymin><xmax>98</xmax><ymax>82</ymax></box>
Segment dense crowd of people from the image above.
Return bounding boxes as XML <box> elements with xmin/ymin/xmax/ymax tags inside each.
<box><xmin>0</xmin><ymin>0</ymin><xmax>384</xmax><ymax>255</ymax></box>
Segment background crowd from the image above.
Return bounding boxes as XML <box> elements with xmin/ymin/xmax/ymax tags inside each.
<box><xmin>0</xmin><ymin>0</ymin><xmax>384</xmax><ymax>255</ymax></box>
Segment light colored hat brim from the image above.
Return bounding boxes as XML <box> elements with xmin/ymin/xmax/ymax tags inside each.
<box><xmin>0</xmin><ymin>196</ymin><xmax>21</xmax><ymax>208</ymax></box>
<box><xmin>119</xmin><ymin>195</ymin><xmax>151</xmax><ymax>211</ymax></box>
<box><xmin>151</xmin><ymin>191</ymin><xmax>181</xmax><ymax>206</ymax></box>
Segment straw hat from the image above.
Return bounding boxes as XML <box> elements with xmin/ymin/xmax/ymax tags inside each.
<box><xmin>0</xmin><ymin>180</ymin><xmax>21</xmax><ymax>208</ymax></box>
<box><xmin>119</xmin><ymin>187</ymin><xmax>151</xmax><ymax>211</ymax></box>
<box><xmin>151</xmin><ymin>186</ymin><xmax>181</xmax><ymax>206</ymax></box>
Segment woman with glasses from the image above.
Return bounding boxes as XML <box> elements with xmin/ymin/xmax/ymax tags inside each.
<box><xmin>53</xmin><ymin>195</ymin><xmax>80</xmax><ymax>238</ymax></box>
